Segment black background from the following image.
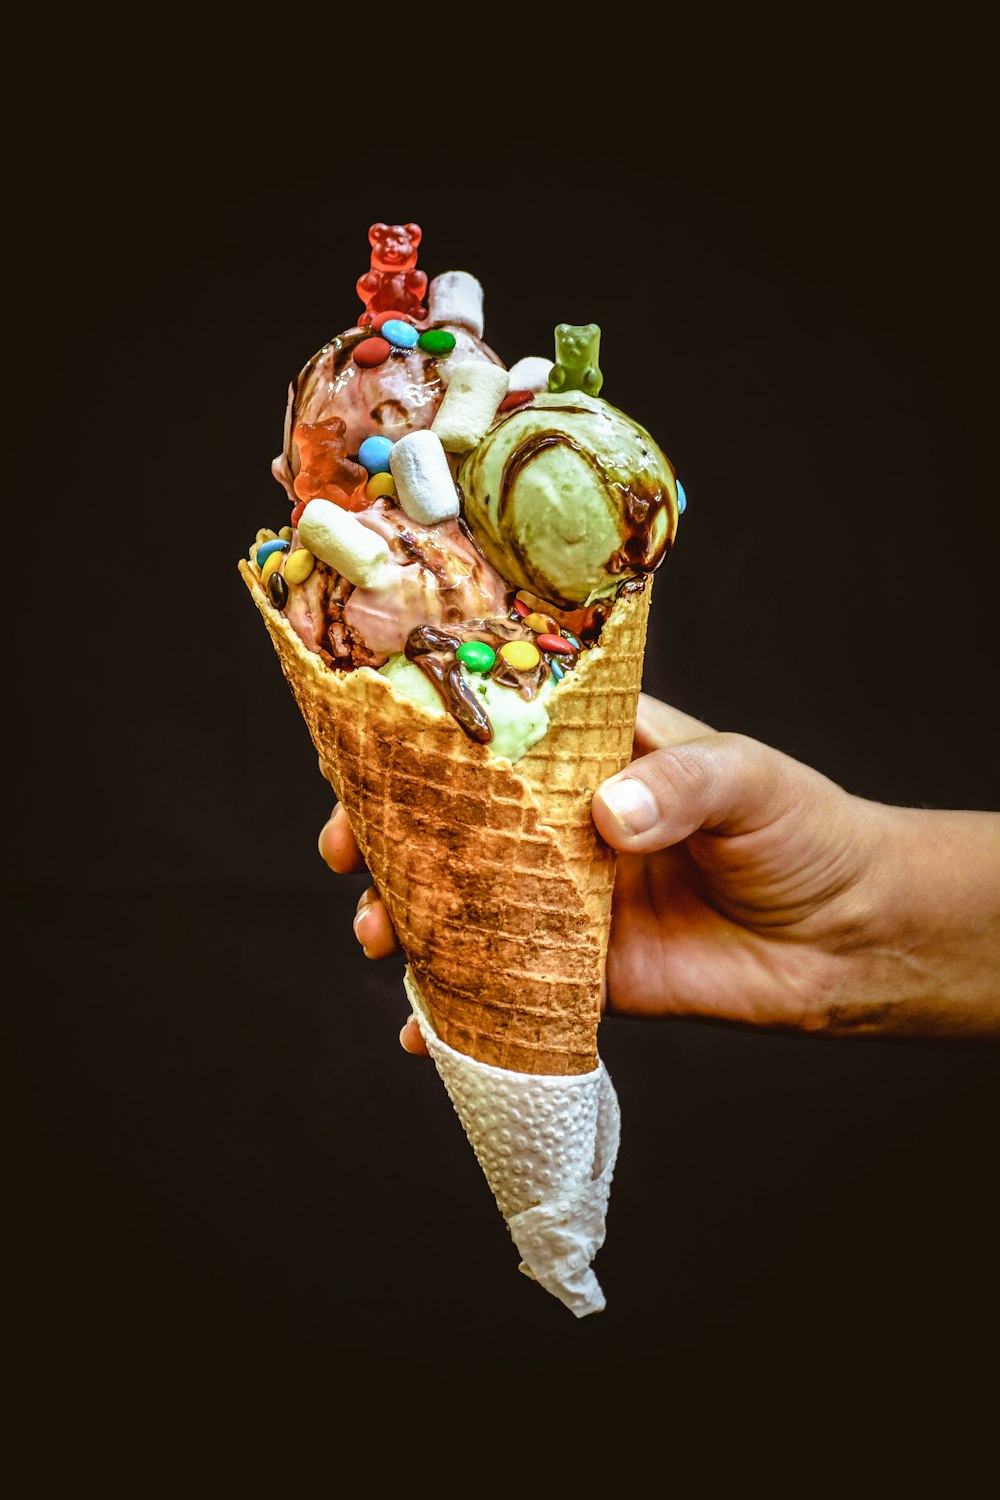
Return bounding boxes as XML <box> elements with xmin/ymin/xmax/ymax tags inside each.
<box><xmin>5</xmin><ymin>52</ymin><xmax>999</xmax><ymax>1474</ymax></box>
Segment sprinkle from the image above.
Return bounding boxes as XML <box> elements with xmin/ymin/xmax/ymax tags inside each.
<box><xmin>499</xmin><ymin>640</ymin><xmax>541</xmax><ymax>671</ymax></box>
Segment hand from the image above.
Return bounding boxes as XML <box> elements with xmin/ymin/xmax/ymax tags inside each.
<box><xmin>319</xmin><ymin>694</ymin><xmax>1000</xmax><ymax>1045</ymax></box>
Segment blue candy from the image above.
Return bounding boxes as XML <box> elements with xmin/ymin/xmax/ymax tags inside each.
<box><xmin>256</xmin><ymin>537</ymin><xmax>290</xmax><ymax>567</ymax></box>
<box><xmin>550</xmin><ymin>659</ymin><xmax>565</xmax><ymax>682</ymax></box>
<box><xmin>358</xmin><ymin>435</ymin><xmax>395</xmax><ymax>474</ymax></box>
<box><xmin>676</xmin><ymin>479</ymin><xmax>687</xmax><ymax>515</ymax></box>
<box><xmin>380</xmin><ymin>318</ymin><xmax>419</xmax><ymax>350</ymax></box>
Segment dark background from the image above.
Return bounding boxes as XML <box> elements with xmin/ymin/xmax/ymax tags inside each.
<box><xmin>5</xmin><ymin>64</ymin><xmax>998</xmax><ymax>1468</ymax></box>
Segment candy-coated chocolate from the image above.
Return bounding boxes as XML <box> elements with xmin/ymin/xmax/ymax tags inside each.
<box><xmin>365</xmin><ymin>471</ymin><xmax>397</xmax><ymax>501</ymax></box>
<box><xmin>353</xmin><ymin>337</ymin><xmax>392</xmax><ymax>368</ymax></box>
<box><xmin>499</xmin><ymin>640</ymin><xmax>540</xmax><ymax>671</ymax></box>
<box><xmin>284</xmin><ymin>548</ymin><xmax>315</xmax><ymax>584</ymax></box>
<box><xmin>498</xmin><ymin>389</ymin><xmax>532</xmax><ymax>413</ymax></box>
<box><xmin>536</xmin><ymin>633</ymin><xmax>575</xmax><ymax>655</ymax></box>
<box><xmin>267</xmin><ymin>572</ymin><xmax>288</xmax><ymax>609</ymax></box>
<box><xmin>417</xmin><ymin>328</ymin><xmax>457</xmax><ymax>355</ymax></box>
<box><xmin>256</xmin><ymin>537</ymin><xmax>290</xmax><ymax>568</ymax></box>
<box><xmin>550</xmin><ymin>659</ymin><xmax>565</xmax><ymax>682</ymax></box>
<box><xmin>512</xmin><ymin>598</ymin><xmax>530</xmax><ymax>618</ymax></box>
<box><xmin>358</xmin><ymin>435</ymin><xmax>395</xmax><ymax>474</ymax></box>
<box><xmin>372</xmin><ymin>309</ymin><xmax>414</xmax><ymax>332</ymax></box>
<box><xmin>290</xmin><ymin>500</ymin><xmax>306</xmax><ymax>529</ymax></box>
<box><xmin>456</xmin><ymin>640</ymin><xmax>497</xmax><ymax>673</ymax></box>
<box><xmin>523</xmin><ymin>612</ymin><xmax>556</xmax><ymax>634</ymax></box>
<box><xmin>261</xmin><ymin>550</ymin><xmax>285</xmax><ymax>584</ymax></box>
<box><xmin>381</xmin><ymin>318</ymin><xmax>419</xmax><ymax>350</ymax></box>
<box><xmin>676</xmin><ymin>479</ymin><xmax>687</xmax><ymax>514</ymax></box>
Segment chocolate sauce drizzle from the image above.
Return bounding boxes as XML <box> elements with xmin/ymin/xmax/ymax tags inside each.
<box><xmin>493</xmin><ymin>415</ymin><xmax>674</xmax><ymax>610</ymax></box>
<box><xmin>404</xmin><ymin>613</ymin><xmax>580</xmax><ymax>744</ymax></box>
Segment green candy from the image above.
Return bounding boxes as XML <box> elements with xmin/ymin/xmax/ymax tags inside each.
<box><xmin>456</xmin><ymin>640</ymin><xmax>496</xmax><ymax>673</ymax></box>
<box><xmin>548</xmin><ymin>322</ymin><xmax>603</xmax><ymax>396</ymax></box>
<box><xmin>418</xmin><ymin>328</ymin><xmax>457</xmax><ymax>356</ymax></box>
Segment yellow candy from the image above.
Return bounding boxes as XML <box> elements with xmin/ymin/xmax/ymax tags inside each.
<box><xmin>499</xmin><ymin>640</ymin><xmax>541</xmax><ymax>671</ymax></box>
<box><xmin>366</xmin><ymin>471</ymin><xmax>396</xmax><ymax>501</ymax></box>
<box><xmin>261</xmin><ymin>550</ymin><xmax>285</xmax><ymax>583</ymax></box>
<box><xmin>284</xmin><ymin>548</ymin><xmax>315</xmax><ymax>585</ymax></box>
<box><xmin>523</xmin><ymin>612</ymin><xmax>556</xmax><ymax>634</ymax></box>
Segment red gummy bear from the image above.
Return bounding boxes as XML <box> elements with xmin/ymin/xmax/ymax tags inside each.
<box><xmin>356</xmin><ymin>222</ymin><xmax>428</xmax><ymax>325</ymax></box>
<box><xmin>292</xmin><ymin>419</ymin><xmax>366</xmax><ymax>509</ymax></box>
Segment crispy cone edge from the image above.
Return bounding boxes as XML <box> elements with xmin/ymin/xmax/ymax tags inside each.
<box><xmin>239</xmin><ymin>559</ymin><xmax>651</xmax><ymax>1075</ymax></box>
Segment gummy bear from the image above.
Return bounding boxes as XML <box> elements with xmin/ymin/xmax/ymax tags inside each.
<box><xmin>548</xmin><ymin>323</ymin><xmax>603</xmax><ymax>397</ymax></box>
<box><xmin>292</xmin><ymin>419</ymin><xmax>367</xmax><ymax>509</ymax></box>
<box><xmin>356</xmin><ymin>222</ymin><xmax>428</xmax><ymax>325</ymax></box>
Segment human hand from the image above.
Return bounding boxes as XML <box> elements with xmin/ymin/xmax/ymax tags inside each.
<box><xmin>320</xmin><ymin>694</ymin><xmax>1000</xmax><ymax>1044</ymax></box>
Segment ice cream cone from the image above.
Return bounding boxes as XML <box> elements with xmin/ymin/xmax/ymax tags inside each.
<box><xmin>238</xmin><ymin>560</ymin><xmax>651</xmax><ymax>1075</ymax></box>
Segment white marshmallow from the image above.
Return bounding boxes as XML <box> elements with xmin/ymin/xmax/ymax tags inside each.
<box><xmin>298</xmin><ymin>499</ymin><xmax>392</xmax><ymax>589</ymax></box>
<box><xmin>431</xmin><ymin>361</ymin><xmax>510</xmax><ymax>454</ymax></box>
<box><xmin>427</xmin><ymin>270</ymin><xmax>485</xmax><ymax>338</ymax></box>
<box><xmin>505</xmin><ymin>355</ymin><xmax>554</xmax><ymax>393</ymax></box>
<box><xmin>389</xmin><ymin>429</ymin><xmax>460</xmax><ymax>525</ymax></box>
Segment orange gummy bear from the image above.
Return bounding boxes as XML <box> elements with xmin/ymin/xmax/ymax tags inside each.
<box><xmin>292</xmin><ymin>419</ymin><xmax>366</xmax><ymax>509</ymax></box>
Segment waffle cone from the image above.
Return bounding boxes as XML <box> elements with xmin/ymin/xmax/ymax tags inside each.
<box><xmin>239</xmin><ymin>560</ymin><xmax>651</xmax><ymax>1075</ymax></box>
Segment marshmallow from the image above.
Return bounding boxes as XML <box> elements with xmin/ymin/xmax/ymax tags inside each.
<box><xmin>298</xmin><ymin>499</ymin><xmax>392</xmax><ymax>589</ymax></box>
<box><xmin>431</xmin><ymin>362</ymin><xmax>510</xmax><ymax>454</ymax></box>
<box><xmin>427</xmin><ymin>271</ymin><xmax>485</xmax><ymax>338</ymax></box>
<box><xmin>389</xmin><ymin>430</ymin><xmax>460</xmax><ymax>525</ymax></box>
<box><xmin>506</xmin><ymin>356</ymin><xmax>554</xmax><ymax>393</ymax></box>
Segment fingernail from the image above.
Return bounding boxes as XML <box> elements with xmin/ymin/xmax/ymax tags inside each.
<box><xmin>353</xmin><ymin>901</ymin><xmax>374</xmax><ymax>939</ymax></box>
<box><xmin>598</xmin><ymin>776</ymin><xmax>658</xmax><ymax>836</ymax></box>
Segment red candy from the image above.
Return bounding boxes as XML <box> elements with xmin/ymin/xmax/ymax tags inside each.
<box><xmin>498</xmin><ymin>389</ymin><xmax>533</xmax><ymax>412</ymax></box>
<box><xmin>290</xmin><ymin>500</ymin><xmax>306</xmax><ymax>528</ymax></box>
<box><xmin>371</xmin><ymin>308</ymin><xmax>414</xmax><ymax>332</ymax></box>
<box><xmin>513</xmin><ymin>598</ymin><xmax>530</xmax><ymax>617</ymax></box>
<box><xmin>353</xmin><ymin>337</ymin><xmax>392</xmax><ymax>368</ymax></box>
<box><xmin>536</xmin><ymin>633</ymin><xmax>576</xmax><ymax>655</ymax></box>
<box><xmin>356</xmin><ymin>222</ymin><xmax>428</xmax><ymax>325</ymax></box>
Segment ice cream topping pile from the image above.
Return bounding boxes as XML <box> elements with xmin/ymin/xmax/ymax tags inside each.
<box><xmin>248</xmin><ymin>222</ymin><xmax>685</xmax><ymax>762</ymax></box>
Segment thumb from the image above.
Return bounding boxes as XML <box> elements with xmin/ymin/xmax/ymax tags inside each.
<box><xmin>592</xmin><ymin>732</ymin><xmax>797</xmax><ymax>852</ymax></box>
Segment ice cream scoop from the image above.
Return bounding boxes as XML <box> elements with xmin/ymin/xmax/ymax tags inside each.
<box><xmin>458</xmin><ymin>389</ymin><xmax>680</xmax><ymax>610</ymax></box>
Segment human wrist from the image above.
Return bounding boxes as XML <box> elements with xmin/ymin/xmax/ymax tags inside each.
<box><xmin>825</xmin><ymin>803</ymin><xmax>1000</xmax><ymax>1041</ymax></box>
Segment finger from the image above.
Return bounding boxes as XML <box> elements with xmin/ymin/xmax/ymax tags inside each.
<box><xmin>318</xmin><ymin>803</ymin><xmax>366</xmax><ymax>874</ymax></box>
<box><xmin>593</xmin><ymin>732</ymin><xmax>805</xmax><ymax>852</ymax></box>
<box><xmin>353</xmin><ymin>887</ymin><xmax>401</xmax><ymax>959</ymax></box>
<box><xmin>634</xmin><ymin>692</ymin><xmax>715</xmax><ymax>755</ymax></box>
<box><xmin>399</xmin><ymin>1016</ymin><xmax>430</xmax><ymax>1056</ymax></box>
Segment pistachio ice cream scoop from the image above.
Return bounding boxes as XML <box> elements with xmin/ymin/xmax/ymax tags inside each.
<box><xmin>459</xmin><ymin>389</ymin><xmax>680</xmax><ymax>610</ymax></box>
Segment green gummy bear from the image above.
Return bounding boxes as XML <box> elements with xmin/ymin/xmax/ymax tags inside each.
<box><xmin>548</xmin><ymin>323</ymin><xmax>603</xmax><ymax>397</ymax></box>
